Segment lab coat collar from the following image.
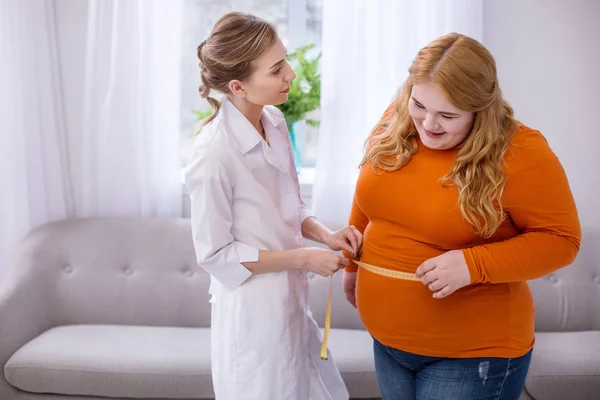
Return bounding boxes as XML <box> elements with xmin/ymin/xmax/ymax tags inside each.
<box><xmin>221</xmin><ymin>96</ymin><xmax>285</xmax><ymax>155</ymax></box>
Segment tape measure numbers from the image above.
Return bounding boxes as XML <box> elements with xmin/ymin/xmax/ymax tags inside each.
<box><xmin>354</xmin><ymin>261</ymin><xmax>421</xmax><ymax>281</ymax></box>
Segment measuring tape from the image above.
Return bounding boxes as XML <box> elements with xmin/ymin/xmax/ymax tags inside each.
<box><xmin>320</xmin><ymin>260</ymin><xmax>420</xmax><ymax>359</ymax></box>
<box><xmin>353</xmin><ymin>260</ymin><xmax>421</xmax><ymax>281</ymax></box>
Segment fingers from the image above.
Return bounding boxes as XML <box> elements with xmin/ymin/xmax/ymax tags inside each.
<box><xmin>339</xmin><ymin>257</ymin><xmax>351</xmax><ymax>267</ymax></box>
<box><xmin>420</xmin><ymin>270</ymin><xmax>437</xmax><ymax>286</ymax></box>
<box><xmin>322</xmin><ymin>255</ymin><xmax>349</xmax><ymax>276</ymax></box>
<box><xmin>421</xmin><ymin>268</ymin><xmax>448</xmax><ymax>296</ymax></box>
<box><xmin>337</xmin><ymin>230</ymin><xmax>355</xmax><ymax>256</ymax></box>
<box><xmin>415</xmin><ymin>259</ymin><xmax>436</xmax><ymax>278</ymax></box>
<box><xmin>427</xmin><ymin>279</ymin><xmax>443</xmax><ymax>292</ymax></box>
<box><xmin>432</xmin><ymin>285</ymin><xmax>454</xmax><ymax>299</ymax></box>
<box><xmin>341</xmin><ymin>242</ymin><xmax>355</xmax><ymax>257</ymax></box>
<box><xmin>351</xmin><ymin>225</ymin><xmax>363</xmax><ymax>253</ymax></box>
<box><xmin>345</xmin><ymin>227</ymin><xmax>359</xmax><ymax>256</ymax></box>
<box><xmin>334</xmin><ymin>226</ymin><xmax>362</xmax><ymax>257</ymax></box>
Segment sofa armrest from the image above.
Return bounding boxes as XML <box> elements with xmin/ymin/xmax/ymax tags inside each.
<box><xmin>0</xmin><ymin>252</ymin><xmax>56</xmax><ymax>399</ymax></box>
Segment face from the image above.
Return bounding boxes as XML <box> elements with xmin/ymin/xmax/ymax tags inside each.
<box><xmin>230</xmin><ymin>38</ymin><xmax>296</xmax><ymax>106</ymax></box>
<box><xmin>408</xmin><ymin>82</ymin><xmax>475</xmax><ymax>150</ymax></box>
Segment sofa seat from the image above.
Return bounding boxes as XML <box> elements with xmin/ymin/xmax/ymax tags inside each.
<box><xmin>525</xmin><ymin>331</ymin><xmax>600</xmax><ymax>400</ymax></box>
<box><xmin>5</xmin><ymin>324</ymin><xmax>380</xmax><ymax>399</ymax></box>
<box><xmin>324</xmin><ymin>328</ymin><xmax>380</xmax><ymax>398</ymax></box>
<box><xmin>5</xmin><ymin>325</ymin><xmax>213</xmax><ymax>399</ymax></box>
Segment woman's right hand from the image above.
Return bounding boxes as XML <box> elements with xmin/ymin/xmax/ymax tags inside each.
<box><xmin>342</xmin><ymin>271</ymin><xmax>358</xmax><ymax>308</ymax></box>
<box><xmin>296</xmin><ymin>247</ymin><xmax>350</xmax><ymax>277</ymax></box>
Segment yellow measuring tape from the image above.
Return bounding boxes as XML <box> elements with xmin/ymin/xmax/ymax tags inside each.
<box><xmin>353</xmin><ymin>260</ymin><xmax>421</xmax><ymax>282</ymax></box>
<box><xmin>320</xmin><ymin>260</ymin><xmax>420</xmax><ymax>360</ymax></box>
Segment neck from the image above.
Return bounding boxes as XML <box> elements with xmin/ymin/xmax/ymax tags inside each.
<box><xmin>228</xmin><ymin>95</ymin><xmax>264</xmax><ymax>135</ymax></box>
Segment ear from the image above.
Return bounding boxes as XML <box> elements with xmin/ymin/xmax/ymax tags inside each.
<box><xmin>228</xmin><ymin>80</ymin><xmax>246</xmax><ymax>98</ymax></box>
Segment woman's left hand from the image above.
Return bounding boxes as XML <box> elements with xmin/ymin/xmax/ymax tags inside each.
<box><xmin>415</xmin><ymin>250</ymin><xmax>471</xmax><ymax>299</ymax></box>
<box><xmin>325</xmin><ymin>225</ymin><xmax>363</xmax><ymax>259</ymax></box>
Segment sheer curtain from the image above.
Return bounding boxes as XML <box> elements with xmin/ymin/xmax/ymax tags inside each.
<box><xmin>0</xmin><ymin>0</ymin><xmax>74</xmax><ymax>281</ymax></box>
<box><xmin>77</xmin><ymin>0</ymin><xmax>183</xmax><ymax>216</ymax></box>
<box><xmin>0</xmin><ymin>0</ymin><xmax>183</xmax><ymax>280</ymax></box>
<box><xmin>312</xmin><ymin>0</ymin><xmax>483</xmax><ymax>227</ymax></box>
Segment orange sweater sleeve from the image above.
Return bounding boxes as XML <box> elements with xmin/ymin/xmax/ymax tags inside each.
<box><xmin>463</xmin><ymin>130</ymin><xmax>581</xmax><ymax>284</ymax></box>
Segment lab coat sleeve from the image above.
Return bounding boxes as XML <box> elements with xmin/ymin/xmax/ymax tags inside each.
<box><xmin>299</xmin><ymin>195</ymin><xmax>314</xmax><ymax>223</ymax></box>
<box><xmin>185</xmin><ymin>153</ymin><xmax>257</xmax><ymax>291</ymax></box>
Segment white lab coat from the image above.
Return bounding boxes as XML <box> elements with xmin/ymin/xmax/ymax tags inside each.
<box><xmin>185</xmin><ymin>97</ymin><xmax>348</xmax><ymax>400</ymax></box>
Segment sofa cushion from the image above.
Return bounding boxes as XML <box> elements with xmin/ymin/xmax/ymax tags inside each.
<box><xmin>4</xmin><ymin>325</ymin><xmax>213</xmax><ymax>399</ymax></box>
<box><xmin>326</xmin><ymin>329</ymin><xmax>380</xmax><ymax>398</ymax></box>
<box><xmin>525</xmin><ymin>331</ymin><xmax>600</xmax><ymax>400</ymax></box>
<box><xmin>5</xmin><ymin>325</ymin><xmax>381</xmax><ymax>399</ymax></box>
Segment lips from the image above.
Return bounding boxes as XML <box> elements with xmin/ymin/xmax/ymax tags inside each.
<box><xmin>281</xmin><ymin>87</ymin><xmax>290</xmax><ymax>93</ymax></box>
<box><xmin>424</xmin><ymin>129</ymin><xmax>446</xmax><ymax>138</ymax></box>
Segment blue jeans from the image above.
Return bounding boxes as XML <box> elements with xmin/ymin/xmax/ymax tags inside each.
<box><xmin>373</xmin><ymin>339</ymin><xmax>532</xmax><ymax>400</ymax></box>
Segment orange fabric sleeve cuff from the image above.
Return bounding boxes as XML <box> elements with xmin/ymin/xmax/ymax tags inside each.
<box><xmin>344</xmin><ymin>262</ymin><xmax>359</xmax><ymax>273</ymax></box>
<box><xmin>342</xmin><ymin>250</ymin><xmax>359</xmax><ymax>272</ymax></box>
<box><xmin>462</xmin><ymin>248</ymin><xmax>482</xmax><ymax>284</ymax></box>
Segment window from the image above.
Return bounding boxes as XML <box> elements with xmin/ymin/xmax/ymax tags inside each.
<box><xmin>179</xmin><ymin>0</ymin><xmax>323</xmax><ymax>174</ymax></box>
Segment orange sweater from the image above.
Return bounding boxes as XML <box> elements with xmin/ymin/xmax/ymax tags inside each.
<box><xmin>346</xmin><ymin>124</ymin><xmax>581</xmax><ymax>358</ymax></box>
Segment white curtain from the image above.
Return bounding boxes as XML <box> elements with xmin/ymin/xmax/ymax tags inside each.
<box><xmin>0</xmin><ymin>0</ymin><xmax>183</xmax><ymax>280</ymax></box>
<box><xmin>78</xmin><ymin>0</ymin><xmax>183</xmax><ymax>216</ymax></box>
<box><xmin>0</xmin><ymin>0</ymin><xmax>74</xmax><ymax>281</ymax></box>
<box><xmin>312</xmin><ymin>0</ymin><xmax>483</xmax><ymax>227</ymax></box>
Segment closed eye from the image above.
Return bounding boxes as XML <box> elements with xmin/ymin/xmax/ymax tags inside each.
<box><xmin>413</xmin><ymin>97</ymin><xmax>459</xmax><ymax>119</ymax></box>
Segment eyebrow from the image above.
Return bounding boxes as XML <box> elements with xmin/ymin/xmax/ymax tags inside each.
<box><xmin>269</xmin><ymin>59</ymin><xmax>285</xmax><ymax>70</ymax></box>
<box><xmin>411</xmin><ymin>96</ymin><xmax>460</xmax><ymax>116</ymax></box>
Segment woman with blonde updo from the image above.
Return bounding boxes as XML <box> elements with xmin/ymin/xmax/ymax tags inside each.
<box><xmin>187</xmin><ymin>12</ymin><xmax>359</xmax><ymax>400</ymax></box>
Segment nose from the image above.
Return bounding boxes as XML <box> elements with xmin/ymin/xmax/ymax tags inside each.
<box><xmin>287</xmin><ymin>69</ymin><xmax>297</xmax><ymax>82</ymax></box>
<box><xmin>423</xmin><ymin>114</ymin><xmax>440</xmax><ymax>131</ymax></box>
<box><xmin>285</xmin><ymin>62</ymin><xmax>296</xmax><ymax>82</ymax></box>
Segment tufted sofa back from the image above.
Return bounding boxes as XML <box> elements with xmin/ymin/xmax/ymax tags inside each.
<box><xmin>10</xmin><ymin>218</ymin><xmax>211</xmax><ymax>328</ymax></box>
<box><xmin>527</xmin><ymin>229</ymin><xmax>600</xmax><ymax>331</ymax></box>
<box><xmin>8</xmin><ymin>219</ymin><xmax>598</xmax><ymax>333</ymax></box>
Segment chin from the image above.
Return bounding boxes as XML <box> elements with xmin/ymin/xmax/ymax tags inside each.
<box><xmin>261</xmin><ymin>93</ymin><xmax>288</xmax><ymax>106</ymax></box>
<box><xmin>418</xmin><ymin>131</ymin><xmax>450</xmax><ymax>150</ymax></box>
<box><xmin>274</xmin><ymin>93</ymin><xmax>289</xmax><ymax>105</ymax></box>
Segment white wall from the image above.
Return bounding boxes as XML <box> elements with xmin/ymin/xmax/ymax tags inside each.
<box><xmin>483</xmin><ymin>0</ymin><xmax>600</xmax><ymax>253</ymax></box>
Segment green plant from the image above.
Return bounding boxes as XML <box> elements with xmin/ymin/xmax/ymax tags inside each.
<box><xmin>190</xmin><ymin>108</ymin><xmax>212</xmax><ymax>135</ymax></box>
<box><xmin>275</xmin><ymin>44</ymin><xmax>321</xmax><ymax>132</ymax></box>
<box><xmin>192</xmin><ymin>108</ymin><xmax>212</xmax><ymax>121</ymax></box>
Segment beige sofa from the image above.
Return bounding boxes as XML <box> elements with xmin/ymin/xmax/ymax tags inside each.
<box><xmin>0</xmin><ymin>218</ymin><xmax>598</xmax><ymax>399</ymax></box>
